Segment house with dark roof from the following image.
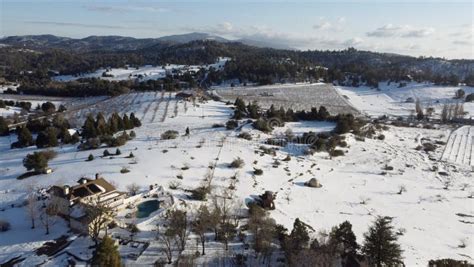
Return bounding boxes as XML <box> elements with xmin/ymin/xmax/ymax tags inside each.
<box><xmin>48</xmin><ymin>174</ymin><xmax>126</xmax><ymax>234</ymax></box>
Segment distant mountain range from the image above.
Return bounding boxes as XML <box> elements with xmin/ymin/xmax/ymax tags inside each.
<box><xmin>0</xmin><ymin>32</ymin><xmax>294</xmax><ymax>51</ymax></box>
<box><xmin>1</xmin><ymin>33</ymin><xmax>473</xmax><ymax>81</ymax></box>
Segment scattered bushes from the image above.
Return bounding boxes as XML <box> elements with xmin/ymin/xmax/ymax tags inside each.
<box><xmin>253</xmin><ymin>168</ymin><xmax>263</xmax><ymax>175</ymax></box>
<box><xmin>0</xmin><ymin>220</ymin><xmax>11</xmax><ymax>232</ymax></box>
<box><xmin>190</xmin><ymin>186</ymin><xmax>210</xmax><ymax>201</ymax></box>
<box><xmin>229</xmin><ymin>157</ymin><xmax>245</xmax><ymax>168</ymax></box>
<box><xmin>329</xmin><ymin>149</ymin><xmax>345</xmax><ymax>157</ymax></box>
<box><xmin>226</xmin><ymin>120</ymin><xmax>238</xmax><ymax>130</ymax></box>
<box><xmin>168</xmin><ymin>180</ymin><xmax>181</xmax><ymax>190</ymax></box>
<box><xmin>423</xmin><ymin>143</ymin><xmax>436</xmax><ymax>152</ymax></box>
<box><xmin>161</xmin><ymin>130</ymin><xmax>179</xmax><ymax>140</ymax></box>
<box><xmin>428</xmin><ymin>259</ymin><xmax>473</xmax><ymax>267</ymax></box>
<box><xmin>120</xmin><ymin>167</ymin><xmax>130</xmax><ymax>173</ymax></box>
<box><xmin>252</xmin><ymin>118</ymin><xmax>272</xmax><ymax>132</ymax></box>
<box><xmin>237</xmin><ymin>132</ymin><xmax>252</xmax><ymax>140</ymax></box>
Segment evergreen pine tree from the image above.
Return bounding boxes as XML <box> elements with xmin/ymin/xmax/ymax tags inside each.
<box><xmin>234</xmin><ymin>97</ymin><xmax>246</xmax><ymax>113</ymax></box>
<box><xmin>115</xmin><ymin>148</ymin><xmax>121</xmax><ymax>155</ymax></box>
<box><xmin>46</xmin><ymin>127</ymin><xmax>58</xmax><ymax>147</ymax></box>
<box><xmin>130</xmin><ymin>112</ymin><xmax>141</xmax><ymax>127</ymax></box>
<box><xmin>60</xmin><ymin>127</ymin><xmax>72</xmax><ymax>144</ymax></box>
<box><xmin>329</xmin><ymin>220</ymin><xmax>359</xmax><ymax>257</ymax></box>
<box><xmin>362</xmin><ymin>216</ymin><xmax>403</xmax><ymax>267</ymax></box>
<box><xmin>288</xmin><ymin>218</ymin><xmax>310</xmax><ymax>251</ymax></box>
<box><xmin>17</xmin><ymin>126</ymin><xmax>33</xmax><ymax>147</ymax></box>
<box><xmin>318</xmin><ymin>106</ymin><xmax>330</xmax><ymax>120</ymax></box>
<box><xmin>87</xmin><ymin>154</ymin><xmax>94</xmax><ymax>161</ymax></box>
<box><xmin>95</xmin><ymin>113</ymin><xmax>108</xmax><ymax>136</ymax></box>
<box><xmin>0</xmin><ymin>116</ymin><xmax>9</xmax><ymax>136</ymax></box>
<box><xmin>91</xmin><ymin>235</ymin><xmax>121</xmax><ymax>267</ymax></box>
<box><xmin>122</xmin><ymin>114</ymin><xmax>132</xmax><ymax>130</ymax></box>
<box><xmin>82</xmin><ymin>114</ymin><xmax>97</xmax><ymax>139</ymax></box>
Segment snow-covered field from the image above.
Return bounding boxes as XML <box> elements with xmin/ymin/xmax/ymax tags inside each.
<box><xmin>0</xmin><ymin>89</ymin><xmax>473</xmax><ymax>265</ymax></box>
<box><xmin>441</xmin><ymin>125</ymin><xmax>474</xmax><ymax>167</ymax></box>
<box><xmin>337</xmin><ymin>82</ymin><xmax>474</xmax><ymax>118</ymax></box>
<box><xmin>53</xmin><ymin>57</ymin><xmax>230</xmax><ymax>82</ymax></box>
<box><xmin>215</xmin><ymin>83</ymin><xmax>360</xmax><ymax>115</ymax></box>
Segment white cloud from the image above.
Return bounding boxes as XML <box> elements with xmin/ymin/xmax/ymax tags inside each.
<box><xmin>402</xmin><ymin>28</ymin><xmax>435</xmax><ymax>38</ymax></box>
<box><xmin>453</xmin><ymin>40</ymin><xmax>472</xmax><ymax>46</ymax></box>
<box><xmin>183</xmin><ymin>22</ymin><xmax>362</xmax><ymax>50</ymax></box>
<box><xmin>367</xmin><ymin>24</ymin><xmax>435</xmax><ymax>38</ymax></box>
<box><xmin>84</xmin><ymin>5</ymin><xmax>169</xmax><ymax>14</ymax></box>
<box><xmin>313</xmin><ymin>17</ymin><xmax>345</xmax><ymax>31</ymax></box>
<box><xmin>313</xmin><ymin>21</ymin><xmax>332</xmax><ymax>30</ymax></box>
<box><xmin>24</xmin><ymin>21</ymin><xmax>131</xmax><ymax>30</ymax></box>
<box><xmin>342</xmin><ymin>37</ymin><xmax>363</xmax><ymax>46</ymax></box>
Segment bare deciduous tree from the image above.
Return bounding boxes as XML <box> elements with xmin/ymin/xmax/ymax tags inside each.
<box><xmin>192</xmin><ymin>204</ymin><xmax>212</xmax><ymax>255</ymax></box>
<box><xmin>212</xmin><ymin>191</ymin><xmax>239</xmax><ymax>250</ymax></box>
<box><xmin>166</xmin><ymin>209</ymin><xmax>189</xmax><ymax>252</ymax></box>
<box><xmin>39</xmin><ymin>197</ymin><xmax>61</xmax><ymax>235</ymax></box>
<box><xmin>85</xmin><ymin>198</ymin><xmax>114</xmax><ymax>246</ymax></box>
<box><xmin>25</xmin><ymin>183</ymin><xmax>39</xmax><ymax>229</ymax></box>
<box><xmin>156</xmin><ymin>225</ymin><xmax>175</xmax><ymax>264</ymax></box>
<box><xmin>126</xmin><ymin>183</ymin><xmax>140</xmax><ymax>196</ymax></box>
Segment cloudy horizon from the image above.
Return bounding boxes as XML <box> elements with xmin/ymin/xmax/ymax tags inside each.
<box><xmin>1</xmin><ymin>0</ymin><xmax>472</xmax><ymax>59</ymax></box>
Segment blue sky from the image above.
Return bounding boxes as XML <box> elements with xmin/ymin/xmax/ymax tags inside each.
<box><xmin>1</xmin><ymin>0</ymin><xmax>472</xmax><ymax>59</ymax></box>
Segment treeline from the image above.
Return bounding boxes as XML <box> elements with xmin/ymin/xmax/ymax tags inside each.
<box><xmin>16</xmin><ymin>76</ymin><xmax>194</xmax><ymax>97</ymax></box>
<box><xmin>9</xmin><ymin>111</ymin><xmax>141</xmax><ymax>150</ymax></box>
<box><xmin>3</xmin><ymin>41</ymin><xmax>472</xmax><ymax>96</ymax></box>
<box><xmin>231</xmin><ymin>98</ymin><xmax>362</xmax><ymax>135</ymax></box>
<box><xmin>11</xmin><ymin>115</ymin><xmax>78</xmax><ymax>149</ymax></box>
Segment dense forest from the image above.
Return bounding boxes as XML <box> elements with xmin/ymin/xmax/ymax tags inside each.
<box><xmin>1</xmin><ymin>37</ymin><xmax>473</xmax><ymax>97</ymax></box>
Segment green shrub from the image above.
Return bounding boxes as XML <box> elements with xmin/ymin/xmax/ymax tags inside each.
<box><xmin>161</xmin><ymin>130</ymin><xmax>179</xmax><ymax>140</ymax></box>
<box><xmin>229</xmin><ymin>157</ymin><xmax>245</xmax><ymax>168</ymax></box>
<box><xmin>238</xmin><ymin>132</ymin><xmax>252</xmax><ymax>140</ymax></box>
<box><xmin>329</xmin><ymin>149</ymin><xmax>345</xmax><ymax>157</ymax></box>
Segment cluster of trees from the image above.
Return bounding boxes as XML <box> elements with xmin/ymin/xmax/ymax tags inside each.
<box><xmin>11</xmin><ymin>115</ymin><xmax>78</xmax><ymax>149</ymax></box>
<box><xmin>246</xmin><ymin>207</ymin><xmax>403</xmax><ymax>267</ymax></box>
<box><xmin>17</xmin><ymin>79</ymin><xmax>130</xmax><ymax>97</ymax></box>
<box><xmin>79</xmin><ymin>112</ymin><xmax>140</xmax><ymax>150</ymax></box>
<box><xmin>13</xmin><ymin>74</ymin><xmax>197</xmax><ymax>97</ymax></box>
<box><xmin>231</xmin><ymin>98</ymin><xmax>362</xmax><ymax>135</ymax></box>
<box><xmin>81</xmin><ymin>112</ymin><xmax>140</xmax><ymax>139</ymax></box>
<box><xmin>441</xmin><ymin>103</ymin><xmax>465</xmax><ymax>122</ymax></box>
<box><xmin>0</xmin><ymin>100</ymin><xmax>32</xmax><ymax>111</ymax></box>
<box><xmin>23</xmin><ymin>150</ymin><xmax>57</xmax><ymax>173</ymax></box>
<box><xmin>154</xmin><ymin>188</ymin><xmax>404</xmax><ymax>266</ymax></box>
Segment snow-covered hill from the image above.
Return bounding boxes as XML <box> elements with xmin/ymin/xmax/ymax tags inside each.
<box><xmin>0</xmin><ymin>90</ymin><xmax>473</xmax><ymax>265</ymax></box>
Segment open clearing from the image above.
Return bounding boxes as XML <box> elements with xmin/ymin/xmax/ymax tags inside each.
<box><xmin>215</xmin><ymin>83</ymin><xmax>360</xmax><ymax>115</ymax></box>
<box><xmin>1</xmin><ymin>89</ymin><xmax>473</xmax><ymax>265</ymax></box>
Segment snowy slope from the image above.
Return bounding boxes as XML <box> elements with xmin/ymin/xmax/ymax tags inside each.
<box><xmin>337</xmin><ymin>82</ymin><xmax>474</xmax><ymax>118</ymax></box>
<box><xmin>0</xmin><ymin>91</ymin><xmax>473</xmax><ymax>266</ymax></box>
